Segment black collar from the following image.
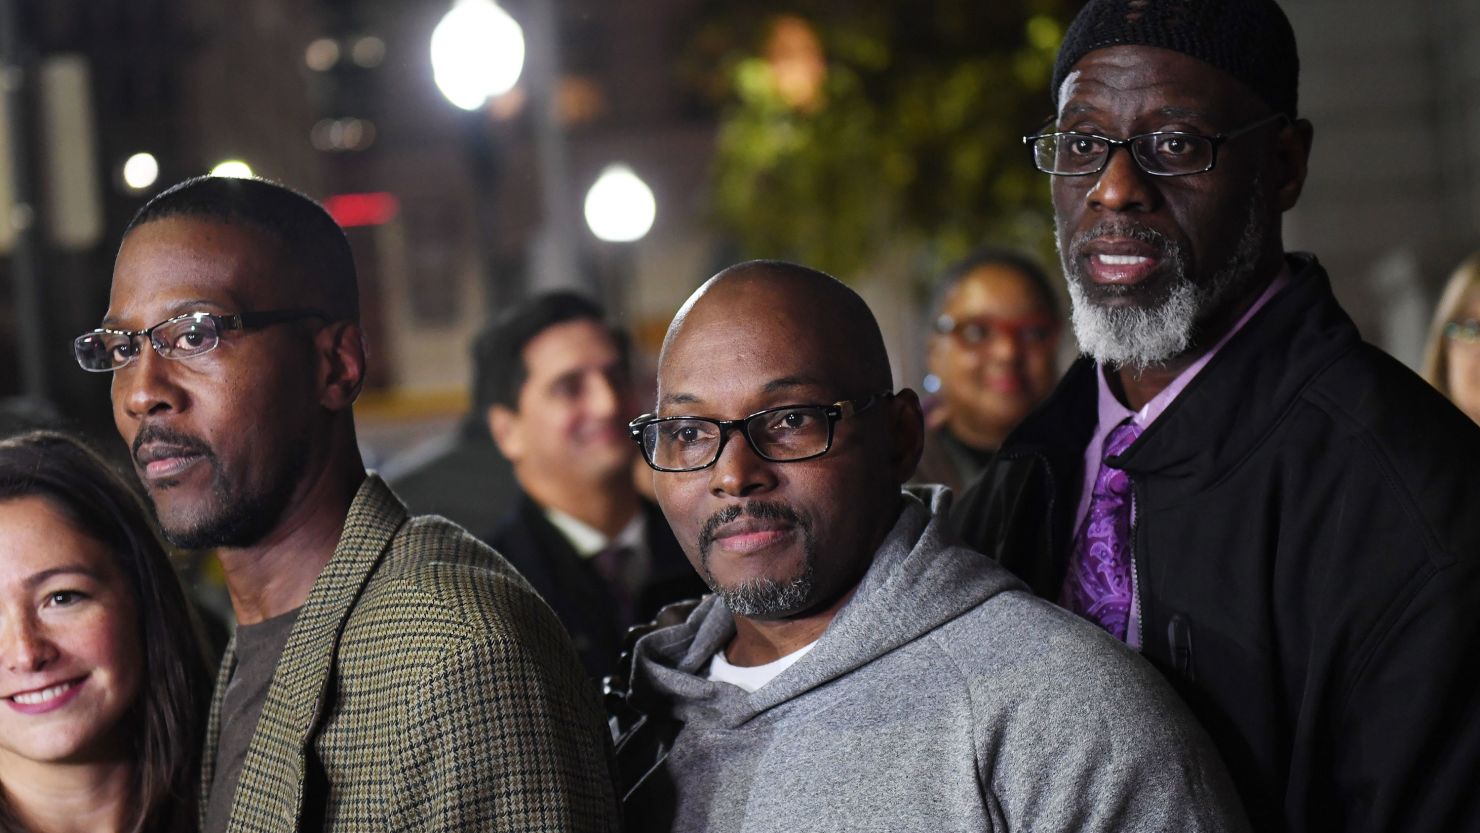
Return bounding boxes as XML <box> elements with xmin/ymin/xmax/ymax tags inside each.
<box><xmin>1006</xmin><ymin>253</ymin><xmax>1360</xmax><ymax>498</ymax></box>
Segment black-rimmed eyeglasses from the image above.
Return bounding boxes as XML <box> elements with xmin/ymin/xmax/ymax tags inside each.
<box><xmin>629</xmin><ymin>391</ymin><xmax>894</xmax><ymax>473</ymax></box>
<box><xmin>1024</xmin><ymin>112</ymin><xmax>1288</xmax><ymax>177</ymax></box>
<box><xmin>73</xmin><ymin>309</ymin><xmax>328</xmax><ymax>372</ymax></box>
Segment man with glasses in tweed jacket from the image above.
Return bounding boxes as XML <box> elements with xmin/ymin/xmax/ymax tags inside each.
<box><xmin>82</xmin><ymin>175</ymin><xmax>617</xmax><ymax>833</ymax></box>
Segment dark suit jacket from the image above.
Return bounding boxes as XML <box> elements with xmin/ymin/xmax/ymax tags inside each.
<box><xmin>203</xmin><ymin>476</ymin><xmax>618</xmax><ymax>832</ymax></box>
<box><xmin>486</xmin><ymin>494</ymin><xmax>706</xmax><ymax>679</ymax></box>
<box><xmin>387</xmin><ymin>420</ymin><xmax>520</xmax><ymax>535</ymax></box>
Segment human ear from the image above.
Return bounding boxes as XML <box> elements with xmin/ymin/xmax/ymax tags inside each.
<box><xmin>888</xmin><ymin>388</ymin><xmax>926</xmax><ymax>484</ymax></box>
<box><xmin>487</xmin><ymin>404</ymin><xmax>524</xmax><ymax>463</ymax></box>
<box><xmin>318</xmin><ymin>321</ymin><xmax>366</xmax><ymax>411</ymax></box>
<box><xmin>1272</xmin><ymin>117</ymin><xmax>1314</xmax><ymax>212</ymax></box>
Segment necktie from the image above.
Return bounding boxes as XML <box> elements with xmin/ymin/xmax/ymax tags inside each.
<box><xmin>1061</xmin><ymin>418</ymin><xmax>1142</xmax><ymax>640</ymax></box>
<box><xmin>591</xmin><ymin>544</ymin><xmax>636</xmax><ymax>626</ymax></box>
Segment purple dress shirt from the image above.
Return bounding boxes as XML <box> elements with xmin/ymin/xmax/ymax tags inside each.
<box><xmin>1073</xmin><ymin>267</ymin><xmax>1291</xmax><ymax>648</ymax></box>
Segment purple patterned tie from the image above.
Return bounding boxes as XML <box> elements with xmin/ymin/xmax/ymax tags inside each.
<box><xmin>1061</xmin><ymin>418</ymin><xmax>1142</xmax><ymax>640</ymax></box>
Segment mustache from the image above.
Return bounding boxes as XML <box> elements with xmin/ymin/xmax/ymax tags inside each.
<box><xmin>131</xmin><ymin>422</ymin><xmax>216</xmax><ymax>466</ymax></box>
<box><xmin>1068</xmin><ymin>220</ymin><xmax>1175</xmax><ymax>257</ymax></box>
<box><xmin>698</xmin><ymin>501</ymin><xmax>808</xmax><ymax>552</ymax></box>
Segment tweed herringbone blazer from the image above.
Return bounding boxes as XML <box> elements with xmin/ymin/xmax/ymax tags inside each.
<box><xmin>201</xmin><ymin>475</ymin><xmax>619</xmax><ymax>832</ymax></box>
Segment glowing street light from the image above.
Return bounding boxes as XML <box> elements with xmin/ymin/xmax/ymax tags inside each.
<box><xmin>121</xmin><ymin>152</ymin><xmax>159</xmax><ymax>191</ymax></box>
<box><xmin>210</xmin><ymin>159</ymin><xmax>253</xmax><ymax>178</ymax></box>
<box><xmin>430</xmin><ymin>0</ymin><xmax>525</xmax><ymax>111</ymax></box>
<box><xmin>584</xmin><ymin>165</ymin><xmax>655</xmax><ymax>243</ymax></box>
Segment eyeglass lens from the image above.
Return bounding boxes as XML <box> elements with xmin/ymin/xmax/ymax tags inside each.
<box><xmin>946</xmin><ymin>316</ymin><xmax>1057</xmax><ymax>346</ymax></box>
<box><xmin>1032</xmin><ymin>132</ymin><xmax>1215</xmax><ymax>176</ymax></box>
<box><xmin>642</xmin><ymin>406</ymin><xmax>832</xmax><ymax>470</ymax></box>
<box><xmin>74</xmin><ymin>314</ymin><xmax>222</xmax><ymax>371</ymax></box>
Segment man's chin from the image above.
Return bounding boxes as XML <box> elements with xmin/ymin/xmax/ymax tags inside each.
<box><xmin>712</xmin><ymin>574</ymin><xmax>816</xmax><ymax>620</ymax></box>
<box><xmin>1071</xmin><ymin>268</ymin><xmax>1175</xmax><ymax>310</ymax></box>
<box><xmin>150</xmin><ymin>493</ymin><xmax>261</xmax><ymax>551</ymax></box>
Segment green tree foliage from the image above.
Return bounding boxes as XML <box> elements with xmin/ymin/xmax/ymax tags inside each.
<box><xmin>683</xmin><ymin>0</ymin><xmax>1074</xmax><ymax>283</ymax></box>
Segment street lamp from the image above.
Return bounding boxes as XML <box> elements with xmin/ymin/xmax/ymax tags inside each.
<box><xmin>121</xmin><ymin>152</ymin><xmax>159</xmax><ymax>192</ymax></box>
<box><xmin>584</xmin><ymin>164</ymin><xmax>655</xmax><ymax>243</ymax></box>
<box><xmin>210</xmin><ymin>159</ymin><xmax>253</xmax><ymax>178</ymax></box>
<box><xmin>430</xmin><ymin>0</ymin><xmax>525</xmax><ymax>111</ymax></box>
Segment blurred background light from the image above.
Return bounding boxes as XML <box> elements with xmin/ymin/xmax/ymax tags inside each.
<box><xmin>584</xmin><ymin>164</ymin><xmax>655</xmax><ymax>243</ymax></box>
<box><xmin>121</xmin><ymin>152</ymin><xmax>159</xmax><ymax>191</ymax></box>
<box><xmin>430</xmin><ymin>0</ymin><xmax>525</xmax><ymax>110</ymax></box>
<box><xmin>210</xmin><ymin>160</ymin><xmax>253</xmax><ymax>178</ymax></box>
<box><xmin>351</xmin><ymin>35</ymin><xmax>386</xmax><ymax>68</ymax></box>
<box><xmin>324</xmin><ymin>192</ymin><xmax>400</xmax><ymax>228</ymax></box>
<box><xmin>311</xmin><ymin>117</ymin><xmax>378</xmax><ymax>152</ymax></box>
<box><xmin>764</xmin><ymin>15</ymin><xmax>826</xmax><ymax>112</ymax></box>
<box><xmin>304</xmin><ymin>37</ymin><xmax>340</xmax><ymax>72</ymax></box>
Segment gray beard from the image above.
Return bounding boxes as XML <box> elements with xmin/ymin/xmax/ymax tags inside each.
<box><xmin>1058</xmin><ymin>186</ymin><xmax>1266</xmax><ymax>370</ymax></box>
<box><xmin>699</xmin><ymin>502</ymin><xmax>820</xmax><ymax>619</ymax></box>
<box><xmin>715</xmin><ymin>560</ymin><xmax>817</xmax><ymax>618</ymax></box>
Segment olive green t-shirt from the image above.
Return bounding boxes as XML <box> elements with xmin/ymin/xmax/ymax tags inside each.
<box><xmin>203</xmin><ymin>606</ymin><xmax>301</xmax><ymax>833</ymax></box>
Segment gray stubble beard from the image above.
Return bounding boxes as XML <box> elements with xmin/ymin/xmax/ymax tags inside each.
<box><xmin>699</xmin><ymin>502</ymin><xmax>820</xmax><ymax>619</ymax></box>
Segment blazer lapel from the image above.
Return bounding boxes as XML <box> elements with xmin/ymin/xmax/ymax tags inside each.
<box><xmin>225</xmin><ymin>476</ymin><xmax>408</xmax><ymax>833</ymax></box>
<box><xmin>200</xmin><ymin>634</ymin><xmax>238</xmax><ymax>812</ymax></box>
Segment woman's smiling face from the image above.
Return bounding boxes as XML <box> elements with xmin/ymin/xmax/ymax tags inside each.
<box><xmin>0</xmin><ymin>496</ymin><xmax>142</xmax><ymax>769</ymax></box>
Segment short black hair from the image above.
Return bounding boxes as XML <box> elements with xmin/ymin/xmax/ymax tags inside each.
<box><xmin>472</xmin><ymin>290</ymin><xmax>629</xmax><ymax>414</ymax></box>
<box><xmin>125</xmin><ymin>176</ymin><xmax>359</xmax><ymax>321</ymax></box>
<box><xmin>932</xmin><ymin>247</ymin><xmax>1060</xmax><ymax>320</ymax></box>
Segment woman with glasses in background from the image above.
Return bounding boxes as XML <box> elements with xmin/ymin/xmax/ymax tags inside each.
<box><xmin>0</xmin><ymin>431</ymin><xmax>211</xmax><ymax>833</ymax></box>
<box><xmin>915</xmin><ymin>248</ymin><xmax>1063</xmax><ymax>493</ymax></box>
<box><xmin>1423</xmin><ymin>253</ymin><xmax>1480</xmax><ymax>426</ymax></box>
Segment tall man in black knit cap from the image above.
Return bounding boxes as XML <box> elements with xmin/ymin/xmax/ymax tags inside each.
<box><xmin>952</xmin><ymin>2</ymin><xmax>1480</xmax><ymax>832</ymax></box>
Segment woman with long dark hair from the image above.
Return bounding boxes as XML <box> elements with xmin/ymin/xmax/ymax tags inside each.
<box><xmin>0</xmin><ymin>431</ymin><xmax>211</xmax><ymax>833</ymax></box>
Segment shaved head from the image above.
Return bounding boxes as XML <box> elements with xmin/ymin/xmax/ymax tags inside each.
<box><xmin>650</xmin><ymin>259</ymin><xmax>923</xmax><ymax>623</ymax></box>
<box><xmin>661</xmin><ymin>260</ymin><xmax>893</xmax><ymax>395</ymax></box>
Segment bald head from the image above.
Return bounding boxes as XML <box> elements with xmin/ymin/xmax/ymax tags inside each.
<box><xmin>649</xmin><ymin>259</ymin><xmax>924</xmax><ymax>624</ymax></box>
<box><xmin>661</xmin><ymin>260</ymin><xmax>892</xmax><ymax>394</ymax></box>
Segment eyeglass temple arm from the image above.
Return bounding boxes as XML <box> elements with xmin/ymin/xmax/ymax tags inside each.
<box><xmin>834</xmin><ymin>391</ymin><xmax>895</xmax><ymax>418</ymax></box>
<box><xmin>226</xmin><ymin>309</ymin><xmax>331</xmax><ymax>331</ymax></box>
<box><xmin>1219</xmin><ymin>112</ymin><xmax>1291</xmax><ymax>141</ymax></box>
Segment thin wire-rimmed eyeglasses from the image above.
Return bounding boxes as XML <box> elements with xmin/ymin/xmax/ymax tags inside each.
<box><xmin>73</xmin><ymin>309</ymin><xmax>328</xmax><ymax>372</ymax></box>
<box><xmin>629</xmin><ymin>391</ymin><xmax>894</xmax><ymax>473</ymax></box>
<box><xmin>1023</xmin><ymin>112</ymin><xmax>1289</xmax><ymax>177</ymax></box>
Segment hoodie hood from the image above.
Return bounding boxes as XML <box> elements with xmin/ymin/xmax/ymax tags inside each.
<box><xmin>628</xmin><ymin>485</ymin><xmax>1027</xmax><ymax>729</ymax></box>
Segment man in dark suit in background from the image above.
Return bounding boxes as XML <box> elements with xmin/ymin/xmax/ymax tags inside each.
<box><xmin>479</xmin><ymin>291</ymin><xmax>705</xmax><ymax>678</ymax></box>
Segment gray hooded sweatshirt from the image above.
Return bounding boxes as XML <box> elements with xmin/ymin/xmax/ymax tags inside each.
<box><xmin>619</xmin><ymin>487</ymin><xmax>1250</xmax><ymax>833</ymax></box>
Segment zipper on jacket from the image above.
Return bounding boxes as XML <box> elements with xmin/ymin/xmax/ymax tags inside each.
<box><xmin>1167</xmin><ymin>614</ymin><xmax>1195</xmax><ymax>682</ymax></box>
<box><xmin>1129</xmin><ymin>470</ymin><xmax>1195</xmax><ymax>681</ymax></box>
<box><xmin>1130</xmin><ymin>479</ymin><xmax>1144</xmax><ymax>651</ymax></box>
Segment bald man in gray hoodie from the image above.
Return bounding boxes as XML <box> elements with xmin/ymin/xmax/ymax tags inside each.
<box><xmin>612</xmin><ymin>261</ymin><xmax>1250</xmax><ymax>833</ymax></box>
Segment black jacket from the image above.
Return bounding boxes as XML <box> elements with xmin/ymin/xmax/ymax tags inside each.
<box><xmin>953</xmin><ymin>254</ymin><xmax>1480</xmax><ymax>833</ymax></box>
<box><xmin>486</xmin><ymin>494</ymin><xmax>707</xmax><ymax>680</ymax></box>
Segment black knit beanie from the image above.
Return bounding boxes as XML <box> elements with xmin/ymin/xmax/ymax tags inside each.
<box><xmin>1051</xmin><ymin>0</ymin><xmax>1300</xmax><ymax>118</ymax></box>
